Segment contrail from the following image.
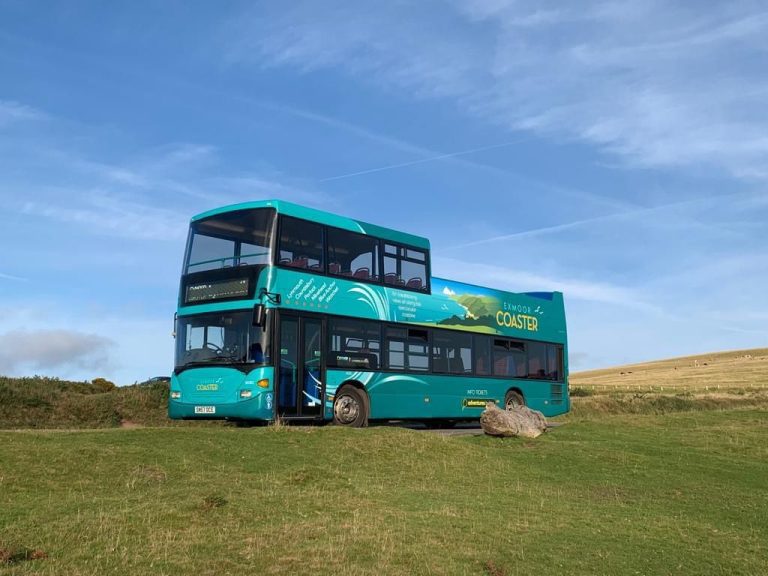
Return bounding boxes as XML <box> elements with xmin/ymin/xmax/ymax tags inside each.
<box><xmin>443</xmin><ymin>190</ymin><xmax>753</xmax><ymax>251</ymax></box>
<box><xmin>317</xmin><ymin>140</ymin><xmax>525</xmax><ymax>182</ymax></box>
<box><xmin>0</xmin><ymin>272</ymin><xmax>27</xmax><ymax>281</ymax></box>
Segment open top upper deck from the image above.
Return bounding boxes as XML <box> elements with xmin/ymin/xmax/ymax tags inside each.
<box><xmin>192</xmin><ymin>199</ymin><xmax>430</xmax><ymax>250</ymax></box>
<box><xmin>179</xmin><ymin>199</ymin><xmax>566</xmax><ymax>344</ymax></box>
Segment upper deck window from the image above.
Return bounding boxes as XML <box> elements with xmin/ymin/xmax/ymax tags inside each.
<box><xmin>278</xmin><ymin>216</ymin><xmax>325</xmax><ymax>271</ymax></box>
<box><xmin>383</xmin><ymin>244</ymin><xmax>428</xmax><ymax>291</ymax></box>
<box><xmin>327</xmin><ymin>228</ymin><xmax>379</xmax><ymax>281</ymax></box>
<box><xmin>186</xmin><ymin>209</ymin><xmax>274</xmax><ymax>274</ymax></box>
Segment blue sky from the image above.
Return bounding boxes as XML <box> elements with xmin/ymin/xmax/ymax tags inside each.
<box><xmin>1</xmin><ymin>1</ymin><xmax>766</xmax><ymax>383</ymax></box>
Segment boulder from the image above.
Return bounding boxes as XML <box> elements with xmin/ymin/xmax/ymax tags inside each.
<box><xmin>480</xmin><ymin>402</ymin><xmax>548</xmax><ymax>438</ymax></box>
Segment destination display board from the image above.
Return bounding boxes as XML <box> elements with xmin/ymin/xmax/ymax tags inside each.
<box><xmin>185</xmin><ymin>278</ymin><xmax>250</xmax><ymax>304</ymax></box>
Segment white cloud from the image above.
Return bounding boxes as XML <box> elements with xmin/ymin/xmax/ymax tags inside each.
<box><xmin>432</xmin><ymin>256</ymin><xmax>659</xmax><ymax>312</ymax></box>
<box><xmin>0</xmin><ymin>329</ymin><xmax>115</xmax><ymax>374</ymax></box>
<box><xmin>0</xmin><ymin>110</ymin><xmax>339</xmax><ymax>241</ymax></box>
<box><xmin>224</xmin><ymin>1</ymin><xmax>768</xmax><ymax>179</ymax></box>
<box><xmin>0</xmin><ymin>100</ymin><xmax>41</xmax><ymax>127</ymax></box>
<box><xmin>0</xmin><ymin>302</ymin><xmax>175</xmax><ymax>383</ymax></box>
<box><xmin>0</xmin><ymin>272</ymin><xmax>27</xmax><ymax>282</ymax></box>
<box><xmin>20</xmin><ymin>193</ymin><xmax>189</xmax><ymax>241</ymax></box>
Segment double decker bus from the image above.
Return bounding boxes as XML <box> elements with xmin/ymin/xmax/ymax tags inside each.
<box><xmin>169</xmin><ymin>200</ymin><xmax>569</xmax><ymax>426</ymax></box>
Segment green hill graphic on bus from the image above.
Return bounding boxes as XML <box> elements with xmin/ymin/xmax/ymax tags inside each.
<box><xmin>273</xmin><ymin>271</ymin><xmax>563</xmax><ymax>342</ymax></box>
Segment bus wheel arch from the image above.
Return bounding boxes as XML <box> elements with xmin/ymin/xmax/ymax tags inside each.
<box><xmin>332</xmin><ymin>382</ymin><xmax>369</xmax><ymax>428</ymax></box>
<box><xmin>504</xmin><ymin>388</ymin><xmax>525</xmax><ymax>410</ymax></box>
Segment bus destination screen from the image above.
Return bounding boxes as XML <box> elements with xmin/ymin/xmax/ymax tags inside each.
<box><xmin>185</xmin><ymin>278</ymin><xmax>250</xmax><ymax>304</ymax></box>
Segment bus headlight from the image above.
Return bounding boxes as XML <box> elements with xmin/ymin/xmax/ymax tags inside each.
<box><xmin>240</xmin><ymin>389</ymin><xmax>253</xmax><ymax>398</ymax></box>
<box><xmin>171</xmin><ymin>391</ymin><xmax>181</xmax><ymax>399</ymax></box>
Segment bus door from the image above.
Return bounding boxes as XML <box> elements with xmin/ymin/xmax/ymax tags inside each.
<box><xmin>277</xmin><ymin>313</ymin><xmax>324</xmax><ymax>419</ymax></box>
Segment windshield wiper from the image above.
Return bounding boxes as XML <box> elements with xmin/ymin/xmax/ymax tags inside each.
<box><xmin>178</xmin><ymin>357</ymin><xmax>243</xmax><ymax>368</ymax></box>
<box><xmin>213</xmin><ymin>354</ymin><xmax>245</xmax><ymax>364</ymax></box>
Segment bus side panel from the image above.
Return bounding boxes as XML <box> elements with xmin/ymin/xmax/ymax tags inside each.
<box><xmin>325</xmin><ymin>370</ymin><xmax>431</xmax><ymax>420</ymax></box>
<box><xmin>428</xmin><ymin>375</ymin><xmax>568</xmax><ymax>419</ymax></box>
<box><xmin>324</xmin><ymin>370</ymin><xmax>568</xmax><ymax>421</ymax></box>
<box><xmin>428</xmin><ymin>373</ymin><xmax>497</xmax><ymax>419</ymax></box>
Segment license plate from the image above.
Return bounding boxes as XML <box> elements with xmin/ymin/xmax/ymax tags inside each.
<box><xmin>194</xmin><ymin>406</ymin><xmax>216</xmax><ymax>414</ymax></box>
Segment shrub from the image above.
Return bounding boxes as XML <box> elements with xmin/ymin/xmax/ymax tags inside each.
<box><xmin>91</xmin><ymin>378</ymin><xmax>117</xmax><ymax>393</ymax></box>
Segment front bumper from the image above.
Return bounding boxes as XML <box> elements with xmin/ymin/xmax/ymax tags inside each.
<box><xmin>168</xmin><ymin>391</ymin><xmax>274</xmax><ymax>421</ymax></box>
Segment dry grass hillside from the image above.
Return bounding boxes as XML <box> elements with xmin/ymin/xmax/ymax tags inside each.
<box><xmin>571</xmin><ymin>348</ymin><xmax>768</xmax><ymax>392</ymax></box>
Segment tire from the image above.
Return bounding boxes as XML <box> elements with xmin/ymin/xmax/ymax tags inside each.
<box><xmin>504</xmin><ymin>390</ymin><xmax>525</xmax><ymax>410</ymax></box>
<box><xmin>332</xmin><ymin>386</ymin><xmax>368</xmax><ymax>427</ymax></box>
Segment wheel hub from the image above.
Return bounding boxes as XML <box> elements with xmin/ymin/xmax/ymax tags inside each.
<box><xmin>334</xmin><ymin>394</ymin><xmax>360</xmax><ymax>424</ymax></box>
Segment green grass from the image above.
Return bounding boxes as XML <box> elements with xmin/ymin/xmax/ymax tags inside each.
<box><xmin>0</xmin><ymin>376</ymin><xmax>188</xmax><ymax>429</ymax></box>
<box><xmin>2</xmin><ymin>410</ymin><xmax>767</xmax><ymax>575</ymax></box>
<box><xmin>568</xmin><ymin>389</ymin><xmax>768</xmax><ymax>418</ymax></box>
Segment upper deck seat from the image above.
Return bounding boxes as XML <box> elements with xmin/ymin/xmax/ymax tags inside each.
<box><xmin>384</xmin><ymin>273</ymin><xmax>398</xmax><ymax>285</ymax></box>
<box><xmin>353</xmin><ymin>267</ymin><xmax>370</xmax><ymax>279</ymax></box>
<box><xmin>406</xmin><ymin>277</ymin><xmax>422</xmax><ymax>289</ymax></box>
<box><xmin>289</xmin><ymin>256</ymin><xmax>309</xmax><ymax>269</ymax></box>
<box><xmin>329</xmin><ymin>262</ymin><xmax>342</xmax><ymax>274</ymax></box>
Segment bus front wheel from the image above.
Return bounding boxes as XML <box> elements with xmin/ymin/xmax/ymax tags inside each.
<box><xmin>504</xmin><ymin>390</ymin><xmax>525</xmax><ymax>410</ymax></box>
<box><xmin>332</xmin><ymin>386</ymin><xmax>368</xmax><ymax>428</ymax></box>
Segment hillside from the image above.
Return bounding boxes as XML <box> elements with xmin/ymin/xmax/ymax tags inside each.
<box><xmin>571</xmin><ymin>348</ymin><xmax>768</xmax><ymax>391</ymax></box>
<box><xmin>0</xmin><ymin>376</ymin><xmax>175</xmax><ymax>429</ymax></box>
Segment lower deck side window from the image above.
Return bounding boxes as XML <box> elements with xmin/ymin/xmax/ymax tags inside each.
<box><xmin>322</xmin><ymin>317</ymin><xmax>564</xmax><ymax>382</ymax></box>
<box><xmin>385</xmin><ymin>327</ymin><xmax>429</xmax><ymax>371</ymax></box>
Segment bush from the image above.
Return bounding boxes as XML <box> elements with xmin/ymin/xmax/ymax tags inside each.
<box><xmin>91</xmin><ymin>378</ymin><xmax>117</xmax><ymax>393</ymax></box>
<box><xmin>0</xmin><ymin>375</ymin><xmax>172</xmax><ymax>429</ymax></box>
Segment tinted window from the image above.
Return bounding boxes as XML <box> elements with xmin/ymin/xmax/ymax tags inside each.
<box><xmin>432</xmin><ymin>330</ymin><xmax>472</xmax><ymax>374</ymax></box>
<box><xmin>493</xmin><ymin>339</ymin><xmax>527</xmax><ymax>378</ymax></box>
<box><xmin>327</xmin><ymin>228</ymin><xmax>379</xmax><ymax>281</ymax></box>
<box><xmin>386</xmin><ymin>327</ymin><xmax>429</xmax><ymax>371</ymax></box>
<box><xmin>278</xmin><ymin>216</ymin><xmax>324</xmax><ymax>270</ymax></box>
<box><xmin>327</xmin><ymin>318</ymin><xmax>381</xmax><ymax>370</ymax></box>
<box><xmin>474</xmin><ymin>335</ymin><xmax>491</xmax><ymax>376</ymax></box>
<box><xmin>527</xmin><ymin>341</ymin><xmax>548</xmax><ymax>379</ymax></box>
<box><xmin>546</xmin><ymin>345</ymin><xmax>562</xmax><ymax>381</ymax></box>
<box><xmin>188</xmin><ymin>235</ymin><xmax>234</xmax><ymax>272</ymax></box>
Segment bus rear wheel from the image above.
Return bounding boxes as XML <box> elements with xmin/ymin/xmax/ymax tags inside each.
<box><xmin>504</xmin><ymin>390</ymin><xmax>525</xmax><ymax>410</ymax></box>
<box><xmin>333</xmin><ymin>386</ymin><xmax>368</xmax><ymax>428</ymax></box>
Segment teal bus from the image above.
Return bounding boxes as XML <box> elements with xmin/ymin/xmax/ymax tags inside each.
<box><xmin>169</xmin><ymin>200</ymin><xmax>569</xmax><ymax>426</ymax></box>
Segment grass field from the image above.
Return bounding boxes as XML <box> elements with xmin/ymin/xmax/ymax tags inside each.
<box><xmin>2</xmin><ymin>408</ymin><xmax>767</xmax><ymax>575</ymax></box>
<box><xmin>570</xmin><ymin>348</ymin><xmax>768</xmax><ymax>393</ymax></box>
